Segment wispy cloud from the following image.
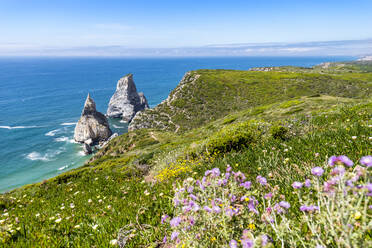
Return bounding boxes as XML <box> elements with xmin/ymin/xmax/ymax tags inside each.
<box><xmin>0</xmin><ymin>39</ymin><xmax>371</xmax><ymax>57</ymax></box>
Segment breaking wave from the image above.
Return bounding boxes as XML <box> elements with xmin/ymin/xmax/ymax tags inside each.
<box><xmin>0</xmin><ymin>125</ymin><xmax>40</xmax><ymax>130</ymax></box>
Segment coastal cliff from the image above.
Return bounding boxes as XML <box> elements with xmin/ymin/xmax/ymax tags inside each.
<box><xmin>1</xmin><ymin>61</ymin><xmax>371</xmax><ymax>247</ymax></box>
<box><xmin>107</xmin><ymin>74</ymin><xmax>149</xmax><ymax>122</ymax></box>
<box><xmin>74</xmin><ymin>93</ymin><xmax>112</xmax><ymax>144</ymax></box>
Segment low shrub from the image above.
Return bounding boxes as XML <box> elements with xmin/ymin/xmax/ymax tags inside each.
<box><xmin>270</xmin><ymin>125</ymin><xmax>288</xmax><ymax>140</ymax></box>
<box><xmin>205</xmin><ymin>121</ymin><xmax>260</xmax><ymax>154</ymax></box>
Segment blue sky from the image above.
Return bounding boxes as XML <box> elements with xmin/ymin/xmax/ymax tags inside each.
<box><xmin>1</xmin><ymin>0</ymin><xmax>372</xmax><ymax>56</ymax></box>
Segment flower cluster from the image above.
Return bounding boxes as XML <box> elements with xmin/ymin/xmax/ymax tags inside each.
<box><xmin>161</xmin><ymin>155</ymin><xmax>371</xmax><ymax>247</ymax></box>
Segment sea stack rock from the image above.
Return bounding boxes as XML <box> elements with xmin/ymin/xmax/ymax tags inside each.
<box><xmin>106</xmin><ymin>74</ymin><xmax>149</xmax><ymax>122</ymax></box>
<box><xmin>74</xmin><ymin>94</ymin><xmax>112</xmax><ymax>144</ymax></box>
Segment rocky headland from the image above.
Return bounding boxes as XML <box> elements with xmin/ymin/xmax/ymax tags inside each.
<box><xmin>74</xmin><ymin>93</ymin><xmax>113</xmax><ymax>153</ymax></box>
<box><xmin>107</xmin><ymin>74</ymin><xmax>149</xmax><ymax>122</ymax></box>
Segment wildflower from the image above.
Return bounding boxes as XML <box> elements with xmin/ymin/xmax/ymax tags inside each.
<box><xmin>170</xmin><ymin>217</ymin><xmax>181</xmax><ymax>227</ymax></box>
<box><xmin>264</xmin><ymin>192</ymin><xmax>273</xmax><ymax>199</ymax></box>
<box><xmin>229</xmin><ymin>239</ymin><xmax>238</xmax><ymax>248</ymax></box>
<box><xmin>161</xmin><ymin>214</ymin><xmax>169</xmax><ymax>224</ymax></box>
<box><xmin>328</xmin><ymin>155</ymin><xmax>353</xmax><ymax>167</ymax></box>
<box><xmin>98</xmin><ymin>199</ymin><xmax>103</xmax><ymax>203</ymax></box>
<box><xmin>60</xmin><ymin>206</ymin><xmax>65</xmax><ymax>210</ymax></box>
<box><xmin>256</xmin><ymin>175</ymin><xmax>267</xmax><ymax>185</ymax></box>
<box><xmin>240</xmin><ymin>181</ymin><xmax>252</xmax><ymax>189</ymax></box>
<box><xmin>292</xmin><ymin>181</ymin><xmax>303</xmax><ymax>189</ymax></box>
<box><xmin>189</xmin><ymin>194</ymin><xmax>198</xmax><ymax>201</ymax></box>
<box><xmin>279</xmin><ymin>201</ymin><xmax>290</xmax><ymax>209</ymax></box>
<box><xmin>352</xmin><ymin>136</ymin><xmax>357</xmax><ymax>140</ymax></box>
<box><xmin>203</xmin><ymin>206</ymin><xmax>213</xmax><ymax>213</ymax></box>
<box><xmin>171</xmin><ymin>231</ymin><xmax>179</xmax><ymax>241</ymax></box>
<box><xmin>110</xmin><ymin>239</ymin><xmax>118</xmax><ymax>245</ymax></box>
<box><xmin>311</xmin><ymin>167</ymin><xmax>324</xmax><ymax>177</ymax></box>
<box><xmin>74</xmin><ymin>225</ymin><xmax>80</xmax><ymax>228</ymax></box>
<box><xmin>300</xmin><ymin>205</ymin><xmax>319</xmax><ymax>212</ymax></box>
<box><xmin>213</xmin><ymin>206</ymin><xmax>221</xmax><ymax>213</ymax></box>
<box><xmin>70</xmin><ymin>203</ymin><xmax>75</xmax><ymax>209</ymax></box>
<box><xmin>331</xmin><ymin>166</ymin><xmax>345</xmax><ymax>175</ymax></box>
<box><xmin>92</xmin><ymin>224</ymin><xmax>98</xmax><ymax>230</ymax></box>
<box><xmin>55</xmin><ymin>218</ymin><xmax>62</xmax><ymax>223</ymax></box>
<box><xmin>248</xmin><ymin>223</ymin><xmax>256</xmax><ymax>230</ymax></box>
<box><xmin>354</xmin><ymin>211</ymin><xmax>362</xmax><ymax>220</ymax></box>
<box><xmin>163</xmin><ymin>235</ymin><xmax>167</xmax><ymax>243</ymax></box>
<box><xmin>304</xmin><ymin>179</ymin><xmax>311</xmax><ymax>187</ymax></box>
<box><xmin>187</xmin><ymin>186</ymin><xmax>194</xmax><ymax>193</ymax></box>
<box><xmin>261</xmin><ymin>235</ymin><xmax>269</xmax><ymax>246</ymax></box>
<box><xmin>242</xmin><ymin>238</ymin><xmax>254</xmax><ymax>248</ymax></box>
<box><xmin>360</xmin><ymin>155</ymin><xmax>372</xmax><ymax>167</ymax></box>
<box><xmin>88</xmin><ymin>199</ymin><xmax>92</xmax><ymax>203</ymax></box>
<box><xmin>35</xmin><ymin>213</ymin><xmax>40</xmax><ymax>218</ymax></box>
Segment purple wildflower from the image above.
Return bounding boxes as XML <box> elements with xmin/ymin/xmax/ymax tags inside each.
<box><xmin>187</xmin><ymin>186</ymin><xmax>194</xmax><ymax>193</ymax></box>
<box><xmin>311</xmin><ymin>167</ymin><xmax>324</xmax><ymax>177</ymax></box>
<box><xmin>161</xmin><ymin>214</ymin><xmax>169</xmax><ymax>224</ymax></box>
<box><xmin>170</xmin><ymin>217</ymin><xmax>181</xmax><ymax>227</ymax></box>
<box><xmin>328</xmin><ymin>155</ymin><xmax>353</xmax><ymax>167</ymax></box>
<box><xmin>225</xmin><ymin>208</ymin><xmax>234</xmax><ymax>217</ymax></box>
<box><xmin>256</xmin><ymin>175</ymin><xmax>267</xmax><ymax>185</ymax></box>
<box><xmin>213</xmin><ymin>206</ymin><xmax>221</xmax><ymax>213</ymax></box>
<box><xmin>304</xmin><ymin>179</ymin><xmax>311</xmax><ymax>187</ymax></box>
<box><xmin>234</xmin><ymin>171</ymin><xmax>246</xmax><ymax>182</ymax></box>
<box><xmin>189</xmin><ymin>194</ymin><xmax>198</xmax><ymax>201</ymax></box>
<box><xmin>230</xmin><ymin>194</ymin><xmax>237</xmax><ymax>202</ymax></box>
<box><xmin>189</xmin><ymin>216</ymin><xmax>195</xmax><ymax>226</ymax></box>
<box><xmin>241</xmin><ymin>238</ymin><xmax>253</xmax><ymax>248</ymax></box>
<box><xmin>240</xmin><ymin>181</ymin><xmax>252</xmax><ymax>189</ymax></box>
<box><xmin>193</xmin><ymin>204</ymin><xmax>200</xmax><ymax>212</ymax></box>
<box><xmin>163</xmin><ymin>235</ymin><xmax>167</xmax><ymax>243</ymax></box>
<box><xmin>261</xmin><ymin>235</ymin><xmax>269</xmax><ymax>246</ymax></box>
<box><xmin>226</xmin><ymin>164</ymin><xmax>232</xmax><ymax>172</ymax></box>
<box><xmin>225</xmin><ymin>172</ymin><xmax>231</xmax><ymax>180</ymax></box>
<box><xmin>171</xmin><ymin>231</ymin><xmax>179</xmax><ymax>241</ymax></box>
<box><xmin>264</xmin><ymin>192</ymin><xmax>273</xmax><ymax>199</ymax></box>
<box><xmin>273</xmin><ymin>203</ymin><xmax>284</xmax><ymax>214</ymax></box>
<box><xmin>292</xmin><ymin>181</ymin><xmax>303</xmax><ymax>189</ymax></box>
<box><xmin>229</xmin><ymin>239</ymin><xmax>238</xmax><ymax>248</ymax></box>
<box><xmin>331</xmin><ymin>166</ymin><xmax>345</xmax><ymax>175</ymax></box>
<box><xmin>182</xmin><ymin>206</ymin><xmax>192</xmax><ymax>213</ymax></box>
<box><xmin>300</xmin><ymin>205</ymin><xmax>319</xmax><ymax>212</ymax></box>
<box><xmin>366</xmin><ymin>183</ymin><xmax>372</xmax><ymax>192</ymax></box>
<box><xmin>203</xmin><ymin>206</ymin><xmax>212</xmax><ymax>213</ymax></box>
<box><xmin>279</xmin><ymin>201</ymin><xmax>290</xmax><ymax>209</ymax></box>
<box><xmin>360</xmin><ymin>155</ymin><xmax>372</xmax><ymax>167</ymax></box>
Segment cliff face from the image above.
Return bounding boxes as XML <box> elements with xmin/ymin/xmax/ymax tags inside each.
<box><xmin>107</xmin><ymin>74</ymin><xmax>149</xmax><ymax>122</ymax></box>
<box><xmin>74</xmin><ymin>94</ymin><xmax>112</xmax><ymax>143</ymax></box>
<box><xmin>128</xmin><ymin>72</ymin><xmax>200</xmax><ymax>132</ymax></box>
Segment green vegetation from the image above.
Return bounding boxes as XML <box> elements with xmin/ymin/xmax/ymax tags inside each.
<box><xmin>1</xmin><ymin>61</ymin><xmax>371</xmax><ymax>247</ymax></box>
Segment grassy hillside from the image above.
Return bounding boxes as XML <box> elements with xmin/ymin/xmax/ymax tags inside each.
<box><xmin>129</xmin><ymin>64</ymin><xmax>371</xmax><ymax>132</ymax></box>
<box><xmin>0</xmin><ymin>61</ymin><xmax>371</xmax><ymax>247</ymax></box>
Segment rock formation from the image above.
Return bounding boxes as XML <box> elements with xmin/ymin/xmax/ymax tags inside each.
<box><xmin>74</xmin><ymin>94</ymin><xmax>112</xmax><ymax>144</ymax></box>
<box><xmin>107</xmin><ymin>74</ymin><xmax>149</xmax><ymax>122</ymax></box>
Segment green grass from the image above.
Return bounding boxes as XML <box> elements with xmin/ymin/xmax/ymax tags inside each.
<box><xmin>130</xmin><ymin>64</ymin><xmax>372</xmax><ymax>132</ymax></box>
<box><xmin>1</xmin><ymin>61</ymin><xmax>372</xmax><ymax>247</ymax></box>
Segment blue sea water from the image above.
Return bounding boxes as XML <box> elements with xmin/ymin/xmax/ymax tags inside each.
<box><xmin>0</xmin><ymin>56</ymin><xmax>354</xmax><ymax>192</ymax></box>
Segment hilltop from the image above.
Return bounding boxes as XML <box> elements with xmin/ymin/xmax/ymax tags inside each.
<box><xmin>0</xmin><ymin>61</ymin><xmax>371</xmax><ymax>247</ymax></box>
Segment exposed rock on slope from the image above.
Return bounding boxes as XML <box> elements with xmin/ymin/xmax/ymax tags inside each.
<box><xmin>128</xmin><ymin>72</ymin><xmax>199</xmax><ymax>132</ymax></box>
<box><xmin>107</xmin><ymin>74</ymin><xmax>149</xmax><ymax>122</ymax></box>
<box><xmin>74</xmin><ymin>94</ymin><xmax>112</xmax><ymax>144</ymax></box>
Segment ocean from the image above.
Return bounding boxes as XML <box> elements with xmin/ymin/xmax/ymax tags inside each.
<box><xmin>0</xmin><ymin>56</ymin><xmax>354</xmax><ymax>192</ymax></box>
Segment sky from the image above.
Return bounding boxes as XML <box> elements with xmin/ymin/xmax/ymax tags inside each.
<box><xmin>1</xmin><ymin>0</ymin><xmax>372</xmax><ymax>56</ymax></box>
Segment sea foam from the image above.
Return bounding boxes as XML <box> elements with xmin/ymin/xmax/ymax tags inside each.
<box><xmin>45</xmin><ymin>129</ymin><xmax>61</xmax><ymax>136</ymax></box>
<box><xmin>0</xmin><ymin>125</ymin><xmax>40</xmax><ymax>130</ymax></box>
<box><xmin>60</xmin><ymin>122</ymin><xmax>76</xmax><ymax>126</ymax></box>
